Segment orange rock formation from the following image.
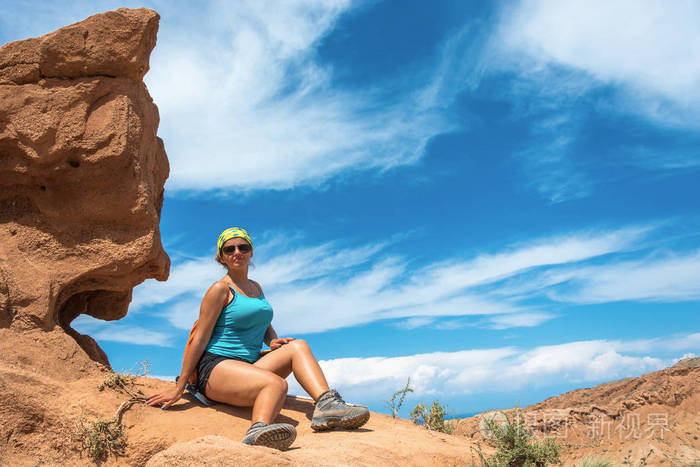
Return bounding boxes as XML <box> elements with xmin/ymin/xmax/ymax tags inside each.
<box><xmin>0</xmin><ymin>8</ymin><xmax>169</xmax><ymax>369</ymax></box>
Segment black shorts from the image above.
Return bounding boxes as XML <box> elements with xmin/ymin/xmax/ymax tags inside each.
<box><xmin>195</xmin><ymin>351</ymin><xmax>253</xmax><ymax>396</ymax></box>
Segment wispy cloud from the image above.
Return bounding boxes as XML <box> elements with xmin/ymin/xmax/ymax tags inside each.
<box><xmin>485</xmin><ymin>312</ymin><xmax>557</xmax><ymax>330</ymax></box>
<box><xmin>144</xmin><ymin>0</ymin><xmax>454</xmax><ymax>192</ymax></box>
<box><xmin>478</xmin><ymin>0</ymin><xmax>700</xmax><ymax>201</ymax></box>
<box><xmin>287</xmin><ymin>333</ymin><xmax>699</xmax><ymax>400</ymax></box>
<box><xmin>73</xmin><ymin>315</ymin><xmax>174</xmax><ymax>347</ymax></box>
<box><xmin>131</xmin><ymin>256</ymin><xmax>222</xmax><ymax>310</ymax></box>
<box><xmin>617</xmin><ymin>333</ymin><xmax>700</xmax><ymax>353</ymax></box>
<box><xmin>514</xmin><ymin>113</ymin><xmax>592</xmax><ymax>203</ymax></box>
<box><xmin>546</xmin><ymin>251</ymin><xmax>700</xmax><ymax>303</ymax></box>
<box><xmin>492</xmin><ymin>0</ymin><xmax>700</xmax><ymax>127</ymax></box>
<box><xmin>133</xmin><ymin>224</ymin><xmax>655</xmax><ymax>335</ymax></box>
<box><xmin>149</xmin><ymin>375</ymin><xmax>176</xmax><ymax>382</ymax></box>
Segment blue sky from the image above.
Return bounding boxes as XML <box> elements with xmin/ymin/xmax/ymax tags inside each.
<box><xmin>3</xmin><ymin>0</ymin><xmax>699</xmax><ymax>417</ymax></box>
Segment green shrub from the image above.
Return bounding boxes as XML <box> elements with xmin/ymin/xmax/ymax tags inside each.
<box><xmin>472</xmin><ymin>409</ymin><xmax>560</xmax><ymax>467</ymax></box>
<box><xmin>73</xmin><ymin>361</ymin><xmax>150</xmax><ymax>462</ymax></box>
<box><xmin>576</xmin><ymin>455</ymin><xmax>617</xmax><ymax>467</ymax></box>
<box><xmin>72</xmin><ymin>419</ymin><xmax>126</xmax><ymax>462</ymax></box>
<box><xmin>410</xmin><ymin>400</ymin><xmax>454</xmax><ymax>434</ymax></box>
<box><xmin>384</xmin><ymin>377</ymin><xmax>413</xmax><ymax>418</ymax></box>
<box><xmin>98</xmin><ymin>360</ymin><xmax>151</xmax><ymax>399</ymax></box>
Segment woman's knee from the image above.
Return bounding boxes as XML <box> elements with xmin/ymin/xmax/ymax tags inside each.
<box><xmin>264</xmin><ymin>373</ymin><xmax>288</xmax><ymax>394</ymax></box>
<box><xmin>277</xmin><ymin>375</ymin><xmax>288</xmax><ymax>393</ymax></box>
<box><xmin>288</xmin><ymin>338</ymin><xmax>310</xmax><ymax>353</ymax></box>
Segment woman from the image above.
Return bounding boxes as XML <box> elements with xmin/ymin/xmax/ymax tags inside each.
<box><xmin>146</xmin><ymin>227</ymin><xmax>369</xmax><ymax>450</ymax></box>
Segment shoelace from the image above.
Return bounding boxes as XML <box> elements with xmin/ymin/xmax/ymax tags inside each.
<box><xmin>332</xmin><ymin>391</ymin><xmax>346</xmax><ymax>404</ymax></box>
<box><xmin>318</xmin><ymin>390</ymin><xmax>345</xmax><ymax>409</ymax></box>
<box><xmin>326</xmin><ymin>390</ymin><xmax>348</xmax><ymax>408</ymax></box>
<box><xmin>247</xmin><ymin>422</ymin><xmax>267</xmax><ymax>433</ymax></box>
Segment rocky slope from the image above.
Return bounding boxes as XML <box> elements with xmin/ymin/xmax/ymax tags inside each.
<box><xmin>453</xmin><ymin>358</ymin><xmax>700</xmax><ymax>465</ymax></box>
<box><xmin>0</xmin><ymin>365</ymin><xmax>474</xmax><ymax>465</ymax></box>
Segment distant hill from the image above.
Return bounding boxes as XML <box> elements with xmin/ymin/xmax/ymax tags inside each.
<box><xmin>452</xmin><ymin>358</ymin><xmax>700</xmax><ymax>465</ymax></box>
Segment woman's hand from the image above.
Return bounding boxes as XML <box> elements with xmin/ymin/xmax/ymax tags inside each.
<box><xmin>146</xmin><ymin>386</ymin><xmax>185</xmax><ymax>410</ymax></box>
<box><xmin>269</xmin><ymin>337</ymin><xmax>295</xmax><ymax>350</ymax></box>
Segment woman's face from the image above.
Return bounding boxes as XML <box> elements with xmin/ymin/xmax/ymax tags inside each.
<box><xmin>220</xmin><ymin>237</ymin><xmax>253</xmax><ymax>268</ymax></box>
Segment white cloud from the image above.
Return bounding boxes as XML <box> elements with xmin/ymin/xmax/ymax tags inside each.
<box><xmin>393</xmin><ymin>317</ymin><xmax>435</xmax><ymax>330</ymax></box>
<box><xmin>73</xmin><ymin>315</ymin><xmax>174</xmax><ymax>347</ymax></box>
<box><xmin>478</xmin><ymin>0</ymin><xmax>700</xmax><ymax>202</ymax></box>
<box><xmin>286</xmin><ymin>334</ymin><xmax>698</xmax><ymax>400</ymax></box>
<box><xmin>131</xmin><ymin>256</ymin><xmax>222</xmax><ymax>310</ymax></box>
<box><xmin>669</xmin><ymin>334</ymin><xmax>700</xmax><ymax>352</ymax></box>
<box><xmin>145</xmin><ymin>0</ymin><xmax>452</xmax><ymax>192</ymax></box>
<box><xmin>493</xmin><ymin>0</ymin><xmax>700</xmax><ymax>127</ymax></box>
<box><xmin>130</xmin><ymin>239</ymin><xmax>388</xmax><ymax>319</ymax></box>
<box><xmin>137</xmin><ymin>225</ymin><xmax>651</xmax><ymax>335</ymax></box>
<box><xmin>486</xmin><ymin>312</ymin><xmax>556</xmax><ymax>330</ymax></box>
<box><xmin>149</xmin><ymin>375</ymin><xmax>176</xmax><ymax>382</ymax></box>
<box><xmin>413</xmin><ymin>225</ymin><xmax>647</xmax><ymax>294</ymax></box>
<box><xmin>547</xmin><ymin>250</ymin><xmax>700</xmax><ymax>303</ymax></box>
<box><xmin>515</xmin><ymin>114</ymin><xmax>592</xmax><ymax>203</ymax></box>
<box><xmin>617</xmin><ymin>333</ymin><xmax>700</xmax><ymax>353</ymax></box>
<box><xmin>480</xmin><ymin>0</ymin><xmax>700</xmax><ymax>202</ymax></box>
<box><xmin>625</xmin><ymin>146</ymin><xmax>700</xmax><ymax>171</ymax></box>
<box><xmin>253</xmin><ymin>241</ymin><xmax>387</xmax><ymax>287</ymax></box>
<box><xmin>164</xmin><ymin>298</ymin><xmax>203</xmax><ymax>331</ymax></box>
<box><xmin>92</xmin><ymin>325</ymin><xmax>173</xmax><ymax>347</ymax></box>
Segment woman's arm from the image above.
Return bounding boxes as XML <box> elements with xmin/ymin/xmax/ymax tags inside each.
<box><xmin>146</xmin><ymin>281</ymin><xmax>229</xmax><ymax>408</ymax></box>
<box><xmin>264</xmin><ymin>324</ymin><xmax>278</xmax><ymax>346</ymax></box>
<box><xmin>264</xmin><ymin>324</ymin><xmax>295</xmax><ymax>350</ymax></box>
<box><xmin>254</xmin><ymin>280</ymin><xmax>294</xmax><ymax>351</ymax></box>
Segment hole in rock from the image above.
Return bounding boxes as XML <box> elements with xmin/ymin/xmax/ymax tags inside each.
<box><xmin>58</xmin><ymin>289</ymin><xmax>131</xmax><ymax>367</ymax></box>
<box><xmin>67</xmin><ymin>159</ymin><xmax>80</xmax><ymax>168</ymax></box>
<box><xmin>39</xmin><ymin>185</ymin><xmax>46</xmax><ymax>191</ymax></box>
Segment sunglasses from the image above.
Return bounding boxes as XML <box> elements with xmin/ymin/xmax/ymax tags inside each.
<box><xmin>222</xmin><ymin>243</ymin><xmax>252</xmax><ymax>255</ymax></box>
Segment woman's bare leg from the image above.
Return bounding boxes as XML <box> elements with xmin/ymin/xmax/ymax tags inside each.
<box><xmin>206</xmin><ymin>359</ymin><xmax>288</xmax><ymax>424</ymax></box>
<box><xmin>255</xmin><ymin>339</ymin><xmax>330</xmax><ymax>400</ymax></box>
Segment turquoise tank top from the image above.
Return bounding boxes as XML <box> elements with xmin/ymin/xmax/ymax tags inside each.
<box><xmin>205</xmin><ymin>285</ymin><xmax>273</xmax><ymax>363</ymax></box>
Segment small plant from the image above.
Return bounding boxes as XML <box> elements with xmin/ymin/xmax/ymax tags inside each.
<box><xmin>410</xmin><ymin>400</ymin><xmax>454</xmax><ymax>434</ymax></box>
<box><xmin>98</xmin><ymin>360</ymin><xmax>151</xmax><ymax>400</ymax></box>
<box><xmin>471</xmin><ymin>409</ymin><xmax>560</xmax><ymax>467</ymax></box>
<box><xmin>73</xmin><ymin>396</ymin><xmax>144</xmax><ymax>461</ymax></box>
<box><xmin>384</xmin><ymin>377</ymin><xmax>413</xmax><ymax>418</ymax></box>
<box><xmin>72</xmin><ymin>418</ymin><xmax>126</xmax><ymax>462</ymax></box>
<box><xmin>576</xmin><ymin>455</ymin><xmax>617</xmax><ymax>467</ymax></box>
<box><xmin>98</xmin><ymin>372</ymin><xmax>134</xmax><ymax>392</ymax></box>
<box><xmin>74</xmin><ymin>361</ymin><xmax>151</xmax><ymax>462</ymax></box>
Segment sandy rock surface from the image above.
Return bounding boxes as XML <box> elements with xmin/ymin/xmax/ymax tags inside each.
<box><xmin>0</xmin><ymin>369</ymin><xmax>476</xmax><ymax>466</ymax></box>
<box><xmin>143</xmin><ymin>394</ymin><xmax>472</xmax><ymax>467</ymax></box>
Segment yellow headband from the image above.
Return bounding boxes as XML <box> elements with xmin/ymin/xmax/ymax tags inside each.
<box><xmin>217</xmin><ymin>227</ymin><xmax>253</xmax><ymax>255</ymax></box>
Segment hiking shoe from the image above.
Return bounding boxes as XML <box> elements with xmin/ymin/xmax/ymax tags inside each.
<box><xmin>311</xmin><ymin>390</ymin><xmax>370</xmax><ymax>431</ymax></box>
<box><xmin>241</xmin><ymin>422</ymin><xmax>296</xmax><ymax>450</ymax></box>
